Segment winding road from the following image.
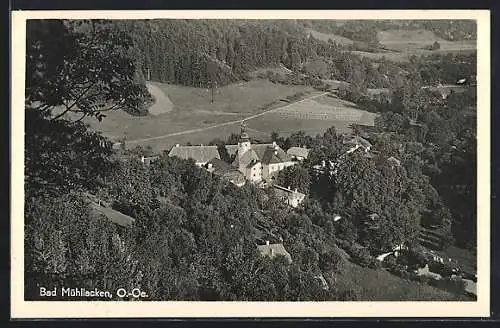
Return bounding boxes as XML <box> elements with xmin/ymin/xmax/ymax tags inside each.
<box><xmin>122</xmin><ymin>91</ymin><xmax>330</xmax><ymax>145</ymax></box>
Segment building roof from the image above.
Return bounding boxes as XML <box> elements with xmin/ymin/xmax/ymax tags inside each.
<box><xmin>206</xmin><ymin>157</ymin><xmax>246</xmax><ymax>185</ymax></box>
<box><xmin>287</xmin><ymin>147</ymin><xmax>310</xmax><ymax>159</ymax></box>
<box><xmin>232</xmin><ymin>148</ymin><xmax>260</xmax><ymax>168</ymax></box>
<box><xmin>88</xmin><ymin>202</ymin><xmax>135</xmax><ymax>227</ymax></box>
<box><xmin>168</xmin><ymin>145</ymin><xmax>220</xmax><ymax>163</ymax></box>
<box><xmin>256</xmin><ymin>243</ymin><xmax>292</xmax><ymax>264</ymax></box>
<box><xmin>226</xmin><ymin>143</ymin><xmax>289</xmax><ymax>161</ymax></box>
<box><xmin>261</xmin><ymin>146</ymin><xmax>292</xmax><ymax>165</ymax></box>
<box><xmin>344</xmin><ymin>136</ymin><xmax>372</xmax><ymax>149</ymax></box>
<box><xmin>141</xmin><ymin>155</ymin><xmax>160</xmax><ymax>165</ymax></box>
<box><xmin>273</xmin><ymin>185</ymin><xmax>305</xmax><ymax>198</ymax></box>
<box><xmin>387</xmin><ymin>156</ymin><xmax>401</xmax><ymax>167</ymax></box>
<box><xmin>207</xmin><ymin>157</ymin><xmax>232</xmax><ymax>173</ymax></box>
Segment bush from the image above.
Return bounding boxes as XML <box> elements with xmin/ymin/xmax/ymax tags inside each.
<box><xmin>382</xmin><ymin>254</ymin><xmax>398</xmax><ymax>269</ymax></box>
<box><xmin>424</xmin><ymin>41</ymin><xmax>441</xmax><ymax>51</ymax></box>
<box><xmin>320</xmin><ymin>250</ymin><xmax>344</xmax><ymax>273</ymax></box>
<box><xmin>351</xmin><ymin>245</ymin><xmax>377</xmax><ymax>268</ymax></box>
<box><xmin>428</xmin><ymin>277</ymin><xmax>466</xmax><ymax>295</ymax></box>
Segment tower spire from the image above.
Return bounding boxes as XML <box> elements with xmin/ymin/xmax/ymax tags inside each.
<box><xmin>240</xmin><ymin>121</ymin><xmax>249</xmax><ymax>141</ymax></box>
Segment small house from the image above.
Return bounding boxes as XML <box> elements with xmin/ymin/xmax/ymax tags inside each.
<box><xmin>168</xmin><ymin>144</ymin><xmax>220</xmax><ymax>167</ymax></box>
<box><xmin>273</xmin><ymin>185</ymin><xmax>306</xmax><ymax>208</ymax></box>
<box><xmin>343</xmin><ymin>135</ymin><xmax>372</xmax><ymax>153</ymax></box>
<box><xmin>257</xmin><ymin>241</ymin><xmax>292</xmax><ymax>264</ymax></box>
<box><xmin>286</xmin><ymin>146</ymin><xmax>310</xmax><ymax>161</ymax></box>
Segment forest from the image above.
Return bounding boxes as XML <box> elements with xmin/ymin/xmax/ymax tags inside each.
<box><xmin>24</xmin><ymin>19</ymin><xmax>477</xmax><ymax>301</ymax></box>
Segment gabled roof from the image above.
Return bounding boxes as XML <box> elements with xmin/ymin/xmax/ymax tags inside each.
<box><xmin>256</xmin><ymin>243</ymin><xmax>292</xmax><ymax>264</ymax></box>
<box><xmin>273</xmin><ymin>185</ymin><xmax>305</xmax><ymax>197</ymax></box>
<box><xmin>344</xmin><ymin>135</ymin><xmax>372</xmax><ymax>149</ymax></box>
<box><xmin>88</xmin><ymin>202</ymin><xmax>135</xmax><ymax>227</ymax></box>
<box><xmin>287</xmin><ymin>147</ymin><xmax>310</xmax><ymax>159</ymax></box>
<box><xmin>387</xmin><ymin>156</ymin><xmax>401</xmax><ymax>167</ymax></box>
<box><xmin>232</xmin><ymin>148</ymin><xmax>260</xmax><ymax>168</ymax></box>
<box><xmin>168</xmin><ymin>145</ymin><xmax>220</xmax><ymax>163</ymax></box>
<box><xmin>261</xmin><ymin>146</ymin><xmax>292</xmax><ymax>164</ymax></box>
<box><xmin>206</xmin><ymin>157</ymin><xmax>246</xmax><ymax>185</ymax></box>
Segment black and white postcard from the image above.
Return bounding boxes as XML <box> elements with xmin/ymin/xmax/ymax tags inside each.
<box><xmin>11</xmin><ymin>10</ymin><xmax>491</xmax><ymax>318</ymax></box>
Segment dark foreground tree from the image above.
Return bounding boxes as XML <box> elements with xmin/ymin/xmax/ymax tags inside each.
<box><xmin>26</xmin><ymin>19</ymin><xmax>151</xmax><ymax>120</ymax></box>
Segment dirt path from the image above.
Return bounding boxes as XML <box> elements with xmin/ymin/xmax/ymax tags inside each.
<box><xmin>124</xmin><ymin>91</ymin><xmax>329</xmax><ymax>145</ymax></box>
<box><xmin>146</xmin><ymin>83</ymin><xmax>174</xmax><ymax>116</ymax></box>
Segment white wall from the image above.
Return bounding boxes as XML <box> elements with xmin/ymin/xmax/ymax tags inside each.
<box><xmin>246</xmin><ymin>162</ymin><xmax>262</xmax><ymax>183</ymax></box>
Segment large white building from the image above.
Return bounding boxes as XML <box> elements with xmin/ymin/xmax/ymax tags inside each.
<box><xmin>227</xmin><ymin>123</ymin><xmax>296</xmax><ymax>183</ymax></box>
<box><xmin>168</xmin><ymin>122</ymin><xmax>297</xmax><ymax>185</ymax></box>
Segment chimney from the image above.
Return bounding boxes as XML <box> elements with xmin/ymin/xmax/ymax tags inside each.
<box><xmin>200</xmin><ymin>144</ymin><xmax>203</xmax><ymax>146</ymax></box>
<box><xmin>294</xmin><ymin>188</ymin><xmax>298</xmax><ymax>193</ymax></box>
<box><xmin>266</xmin><ymin>240</ymin><xmax>270</xmax><ymax>246</ymax></box>
<box><xmin>288</xmin><ymin>186</ymin><xmax>291</xmax><ymax>190</ymax></box>
<box><xmin>207</xmin><ymin>163</ymin><xmax>213</xmax><ymax>169</ymax></box>
<box><xmin>272</xmin><ymin>141</ymin><xmax>277</xmax><ymax>147</ymax></box>
<box><xmin>141</xmin><ymin>156</ymin><xmax>145</xmax><ymax>163</ymax></box>
<box><xmin>274</xmin><ymin>150</ymin><xmax>278</xmax><ymax>156</ymax></box>
<box><xmin>321</xmin><ymin>160</ymin><xmax>326</xmax><ymax>167</ymax></box>
<box><xmin>270</xmin><ymin>248</ymin><xmax>274</xmax><ymax>257</ymax></box>
<box><xmin>175</xmin><ymin>144</ymin><xmax>180</xmax><ymax>147</ymax></box>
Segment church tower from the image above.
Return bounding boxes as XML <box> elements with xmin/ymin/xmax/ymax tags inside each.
<box><xmin>238</xmin><ymin>121</ymin><xmax>251</xmax><ymax>157</ymax></box>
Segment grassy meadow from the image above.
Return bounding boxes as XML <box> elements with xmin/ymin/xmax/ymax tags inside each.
<box><xmin>305</xmin><ymin>27</ymin><xmax>476</xmax><ymax>63</ymax></box>
<box><xmin>82</xmin><ymin>79</ymin><xmax>378</xmax><ymax>153</ymax></box>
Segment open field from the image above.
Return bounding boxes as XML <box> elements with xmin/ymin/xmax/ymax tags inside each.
<box><xmin>335</xmin><ymin>260</ymin><xmax>470</xmax><ymax>301</ymax></box>
<box><xmin>352</xmin><ymin>48</ymin><xmax>476</xmax><ymax>63</ymax></box>
<box><xmin>305</xmin><ymin>28</ymin><xmax>476</xmax><ymax>63</ymax></box>
<box><xmin>82</xmin><ymin>80</ymin><xmax>313</xmax><ymax>142</ymax></box>
<box><xmin>82</xmin><ymin>76</ymin><xmax>377</xmax><ymax>154</ymax></box>
<box><xmin>121</xmin><ymin>92</ymin><xmax>377</xmax><ymax>153</ymax></box>
<box><xmin>154</xmin><ymin>79</ymin><xmax>313</xmax><ymax>114</ymax></box>
<box><xmin>378</xmin><ymin>29</ymin><xmax>476</xmax><ymax>52</ymax></box>
<box><xmin>128</xmin><ymin>123</ymin><xmax>271</xmax><ymax>153</ymax></box>
<box><xmin>245</xmin><ymin>94</ymin><xmax>377</xmax><ymax>137</ymax></box>
<box><xmin>305</xmin><ymin>28</ymin><xmax>355</xmax><ymax>45</ymax></box>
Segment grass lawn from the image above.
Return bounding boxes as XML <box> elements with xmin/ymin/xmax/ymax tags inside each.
<box><xmin>82</xmin><ymin>79</ymin><xmax>313</xmax><ymax>143</ymax></box>
<box><xmin>335</xmin><ymin>261</ymin><xmax>470</xmax><ymax>301</ymax></box>
<box><xmin>305</xmin><ymin>27</ymin><xmax>476</xmax><ymax>63</ymax></box>
<box><xmin>305</xmin><ymin>28</ymin><xmax>355</xmax><ymax>45</ymax></box>
<box><xmin>154</xmin><ymin>79</ymin><xmax>313</xmax><ymax>114</ymax></box>
<box><xmin>245</xmin><ymin>94</ymin><xmax>376</xmax><ymax>137</ymax></box>
<box><xmin>352</xmin><ymin>48</ymin><xmax>477</xmax><ymax>63</ymax></box>
<box><xmin>115</xmin><ymin>91</ymin><xmax>377</xmax><ymax>153</ymax></box>
<box><xmin>127</xmin><ymin>123</ymin><xmax>271</xmax><ymax>154</ymax></box>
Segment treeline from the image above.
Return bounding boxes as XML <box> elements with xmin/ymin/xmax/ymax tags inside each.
<box><xmin>102</xmin><ymin>19</ymin><xmax>403</xmax><ymax>90</ymax></box>
<box><xmin>112</xmin><ymin>19</ymin><xmax>314</xmax><ymax>86</ymax></box>
<box><xmin>352</xmin><ymin>83</ymin><xmax>477</xmax><ymax>249</ymax></box>
<box><xmin>401</xmin><ymin>53</ymin><xmax>477</xmax><ymax>85</ymax></box>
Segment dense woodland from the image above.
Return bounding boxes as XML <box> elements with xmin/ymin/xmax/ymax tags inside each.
<box><xmin>24</xmin><ymin>19</ymin><xmax>477</xmax><ymax>301</ymax></box>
